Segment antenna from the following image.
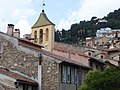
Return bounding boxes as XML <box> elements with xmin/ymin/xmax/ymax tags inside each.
<box><xmin>42</xmin><ymin>0</ymin><xmax>45</xmax><ymax>11</ymax></box>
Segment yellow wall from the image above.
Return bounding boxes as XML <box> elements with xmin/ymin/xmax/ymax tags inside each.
<box><xmin>31</xmin><ymin>25</ymin><xmax>55</xmax><ymax>52</ymax></box>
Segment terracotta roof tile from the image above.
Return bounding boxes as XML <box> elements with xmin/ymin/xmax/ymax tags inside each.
<box><xmin>40</xmin><ymin>49</ymin><xmax>90</xmax><ymax>69</ymax></box>
<box><xmin>103</xmin><ymin>48</ymin><xmax>120</xmax><ymax>52</ymax></box>
<box><xmin>0</xmin><ymin>83</ymin><xmax>15</xmax><ymax>90</ymax></box>
<box><xmin>0</xmin><ymin>67</ymin><xmax>37</xmax><ymax>84</ymax></box>
<box><xmin>54</xmin><ymin>42</ymin><xmax>88</xmax><ymax>57</ymax></box>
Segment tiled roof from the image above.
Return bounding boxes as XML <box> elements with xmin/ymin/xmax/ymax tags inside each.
<box><xmin>0</xmin><ymin>67</ymin><xmax>37</xmax><ymax>85</ymax></box>
<box><xmin>0</xmin><ymin>30</ymin><xmax>43</xmax><ymax>50</ymax></box>
<box><xmin>89</xmin><ymin>57</ymin><xmax>105</xmax><ymax>65</ymax></box>
<box><xmin>54</xmin><ymin>42</ymin><xmax>87</xmax><ymax>57</ymax></box>
<box><xmin>19</xmin><ymin>38</ymin><xmax>43</xmax><ymax>49</ymax></box>
<box><xmin>94</xmin><ymin>51</ymin><xmax>108</xmax><ymax>57</ymax></box>
<box><xmin>0</xmin><ymin>83</ymin><xmax>15</xmax><ymax>90</ymax></box>
<box><xmin>40</xmin><ymin>49</ymin><xmax>90</xmax><ymax>69</ymax></box>
<box><xmin>103</xmin><ymin>48</ymin><xmax>120</xmax><ymax>52</ymax></box>
<box><xmin>32</xmin><ymin>10</ymin><xmax>55</xmax><ymax>28</ymax></box>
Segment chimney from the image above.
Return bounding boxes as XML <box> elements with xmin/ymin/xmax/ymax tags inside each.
<box><xmin>13</xmin><ymin>29</ymin><xmax>20</xmax><ymax>38</ymax></box>
<box><xmin>23</xmin><ymin>34</ymin><xmax>31</xmax><ymax>40</ymax></box>
<box><xmin>7</xmin><ymin>24</ymin><xmax>14</xmax><ymax>36</ymax></box>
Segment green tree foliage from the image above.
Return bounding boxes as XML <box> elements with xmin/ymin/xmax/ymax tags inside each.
<box><xmin>79</xmin><ymin>68</ymin><xmax>120</xmax><ymax>90</ymax></box>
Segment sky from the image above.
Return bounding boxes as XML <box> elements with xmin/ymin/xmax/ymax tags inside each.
<box><xmin>0</xmin><ymin>0</ymin><xmax>120</xmax><ymax>37</ymax></box>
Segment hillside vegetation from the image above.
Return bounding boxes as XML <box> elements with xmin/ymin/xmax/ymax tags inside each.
<box><xmin>55</xmin><ymin>8</ymin><xmax>120</xmax><ymax>44</ymax></box>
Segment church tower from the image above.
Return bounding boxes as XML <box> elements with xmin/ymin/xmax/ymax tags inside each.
<box><xmin>31</xmin><ymin>10</ymin><xmax>55</xmax><ymax>52</ymax></box>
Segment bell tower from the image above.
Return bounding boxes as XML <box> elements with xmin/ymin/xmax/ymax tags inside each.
<box><xmin>31</xmin><ymin>10</ymin><xmax>55</xmax><ymax>52</ymax></box>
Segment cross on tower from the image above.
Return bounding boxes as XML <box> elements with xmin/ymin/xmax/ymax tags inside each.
<box><xmin>42</xmin><ymin>0</ymin><xmax>45</xmax><ymax>11</ymax></box>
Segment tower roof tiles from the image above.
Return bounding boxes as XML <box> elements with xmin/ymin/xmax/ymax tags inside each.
<box><xmin>32</xmin><ymin>10</ymin><xmax>55</xmax><ymax>28</ymax></box>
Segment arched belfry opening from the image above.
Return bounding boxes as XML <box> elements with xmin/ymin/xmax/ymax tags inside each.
<box><xmin>34</xmin><ymin>31</ymin><xmax>37</xmax><ymax>43</ymax></box>
<box><xmin>40</xmin><ymin>29</ymin><xmax>43</xmax><ymax>44</ymax></box>
<box><xmin>46</xmin><ymin>28</ymin><xmax>49</xmax><ymax>41</ymax></box>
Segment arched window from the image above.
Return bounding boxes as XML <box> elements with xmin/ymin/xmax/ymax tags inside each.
<box><xmin>46</xmin><ymin>28</ymin><xmax>49</xmax><ymax>41</ymax></box>
<box><xmin>34</xmin><ymin>31</ymin><xmax>37</xmax><ymax>43</ymax></box>
<box><xmin>40</xmin><ymin>29</ymin><xmax>43</xmax><ymax>44</ymax></box>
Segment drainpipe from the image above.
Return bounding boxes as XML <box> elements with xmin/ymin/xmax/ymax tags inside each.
<box><xmin>38</xmin><ymin>53</ymin><xmax>42</xmax><ymax>90</ymax></box>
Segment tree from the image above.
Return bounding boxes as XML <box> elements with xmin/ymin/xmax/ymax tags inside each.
<box><xmin>79</xmin><ymin>68</ymin><xmax>120</xmax><ymax>90</ymax></box>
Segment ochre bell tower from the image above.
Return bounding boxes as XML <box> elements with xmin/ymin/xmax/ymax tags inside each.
<box><xmin>31</xmin><ymin>10</ymin><xmax>55</xmax><ymax>52</ymax></box>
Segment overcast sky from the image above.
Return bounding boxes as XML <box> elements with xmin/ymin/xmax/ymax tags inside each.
<box><xmin>0</xmin><ymin>0</ymin><xmax>120</xmax><ymax>37</ymax></box>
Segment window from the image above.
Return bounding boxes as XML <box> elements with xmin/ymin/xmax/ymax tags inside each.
<box><xmin>96</xmin><ymin>65</ymin><xmax>98</xmax><ymax>70</ymax></box>
<box><xmin>84</xmin><ymin>71</ymin><xmax>87</xmax><ymax>79</ymax></box>
<box><xmin>40</xmin><ymin>29</ymin><xmax>43</xmax><ymax>44</ymax></box>
<box><xmin>89</xmin><ymin>61</ymin><xmax>93</xmax><ymax>68</ymax></box>
<box><xmin>61</xmin><ymin>65</ymin><xmax>78</xmax><ymax>84</ymax></box>
<box><xmin>101</xmin><ymin>55</ymin><xmax>103</xmax><ymax>59</ymax></box>
<box><xmin>71</xmin><ymin>67</ymin><xmax>75</xmax><ymax>84</ymax></box>
<box><xmin>0</xmin><ymin>43</ymin><xmax>3</xmax><ymax>54</ymax></box>
<box><xmin>23</xmin><ymin>85</ymin><xmax>28</xmax><ymax>90</ymax></box>
<box><xmin>62</xmin><ymin>65</ymin><xmax>67</xmax><ymax>83</ymax></box>
<box><xmin>88</xmin><ymin>52</ymin><xmax>91</xmax><ymax>56</ymax></box>
<box><xmin>34</xmin><ymin>31</ymin><xmax>37</xmax><ymax>43</ymax></box>
<box><xmin>46</xmin><ymin>28</ymin><xmax>49</xmax><ymax>41</ymax></box>
<box><xmin>74</xmin><ymin>68</ymin><xmax>77</xmax><ymax>83</ymax></box>
<box><xmin>78</xmin><ymin>71</ymin><xmax>82</xmax><ymax>87</ymax></box>
<box><xmin>67</xmin><ymin>66</ymin><xmax>70</xmax><ymax>83</ymax></box>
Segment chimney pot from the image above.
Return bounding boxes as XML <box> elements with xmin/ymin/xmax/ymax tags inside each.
<box><xmin>13</xmin><ymin>29</ymin><xmax>20</xmax><ymax>38</ymax></box>
<box><xmin>7</xmin><ymin>24</ymin><xmax>14</xmax><ymax>36</ymax></box>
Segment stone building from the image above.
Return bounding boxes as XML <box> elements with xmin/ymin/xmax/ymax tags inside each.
<box><xmin>0</xmin><ymin>66</ymin><xmax>38</xmax><ymax>90</ymax></box>
<box><xmin>0</xmin><ymin>29</ymin><xmax>91</xmax><ymax>90</ymax></box>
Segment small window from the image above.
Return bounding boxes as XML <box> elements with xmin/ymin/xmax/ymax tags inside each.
<box><xmin>89</xmin><ymin>61</ymin><xmax>93</xmax><ymax>68</ymax></box>
<box><xmin>61</xmin><ymin>65</ymin><xmax>67</xmax><ymax>83</ymax></box>
<box><xmin>101</xmin><ymin>55</ymin><xmax>103</xmax><ymax>59</ymax></box>
<box><xmin>23</xmin><ymin>85</ymin><xmax>28</xmax><ymax>90</ymax></box>
<box><xmin>0</xmin><ymin>43</ymin><xmax>3</xmax><ymax>54</ymax></box>
<box><xmin>71</xmin><ymin>67</ymin><xmax>75</xmax><ymax>84</ymax></box>
<box><xmin>74</xmin><ymin>68</ymin><xmax>77</xmax><ymax>83</ymax></box>
<box><xmin>67</xmin><ymin>66</ymin><xmax>70</xmax><ymax>83</ymax></box>
<box><xmin>96</xmin><ymin>65</ymin><xmax>98</xmax><ymax>69</ymax></box>
<box><xmin>84</xmin><ymin>71</ymin><xmax>87</xmax><ymax>79</ymax></box>
<box><xmin>88</xmin><ymin>52</ymin><xmax>91</xmax><ymax>56</ymax></box>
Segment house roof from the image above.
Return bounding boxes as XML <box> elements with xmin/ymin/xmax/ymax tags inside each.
<box><xmin>53</xmin><ymin>42</ymin><xmax>87</xmax><ymax>57</ymax></box>
<box><xmin>0</xmin><ymin>67</ymin><xmax>37</xmax><ymax>85</ymax></box>
<box><xmin>40</xmin><ymin>49</ymin><xmax>91</xmax><ymax>69</ymax></box>
<box><xmin>103</xmin><ymin>48</ymin><xmax>120</xmax><ymax>52</ymax></box>
<box><xmin>32</xmin><ymin>10</ymin><xmax>55</xmax><ymax>28</ymax></box>
<box><xmin>0</xmin><ymin>83</ymin><xmax>15</xmax><ymax>90</ymax></box>
<box><xmin>94</xmin><ymin>51</ymin><xmax>109</xmax><ymax>58</ymax></box>
<box><xmin>104</xmin><ymin>60</ymin><xmax>120</xmax><ymax>69</ymax></box>
<box><xmin>0</xmin><ymin>31</ymin><xmax>43</xmax><ymax>50</ymax></box>
<box><xmin>89</xmin><ymin>57</ymin><xmax>105</xmax><ymax>65</ymax></box>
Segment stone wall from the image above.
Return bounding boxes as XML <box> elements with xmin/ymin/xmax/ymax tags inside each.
<box><xmin>0</xmin><ymin>35</ymin><xmax>39</xmax><ymax>79</ymax></box>
<box><xmin>42</xmin><ymin>55</ymin><xmax>59</xmax><ymax>90</ymax></box>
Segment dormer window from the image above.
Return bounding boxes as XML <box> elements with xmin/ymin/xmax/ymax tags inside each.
<box><xmin>101</xmin><ymin>55</ymin><xmax>103</xmax><ymax>59</ymax></box>
<box><xmin>88</xmin><ymin>52</ymin><xmax>91</xmax><ymax>56</ymax></box>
